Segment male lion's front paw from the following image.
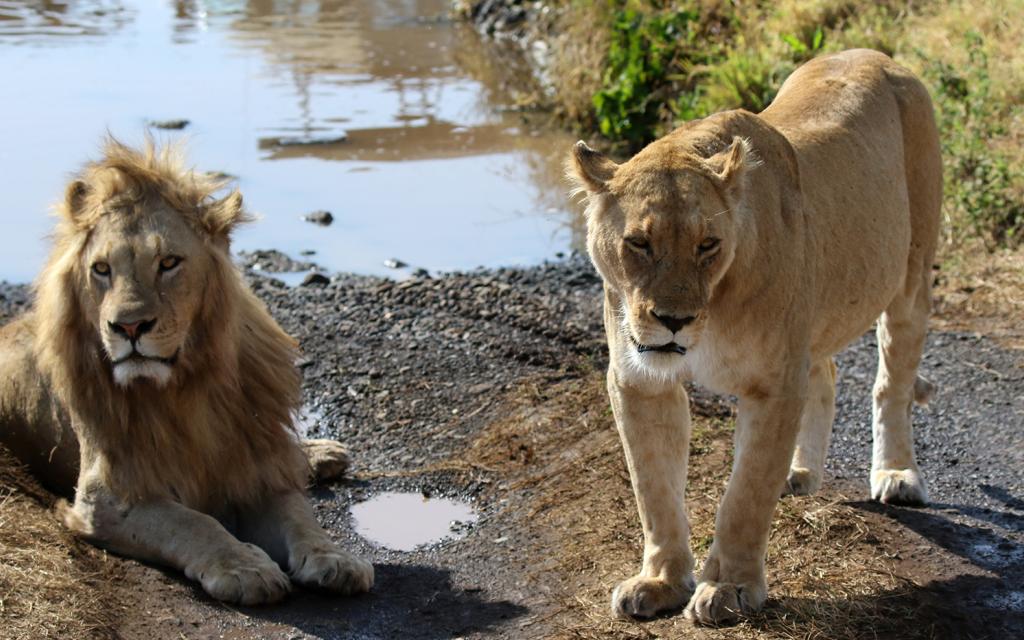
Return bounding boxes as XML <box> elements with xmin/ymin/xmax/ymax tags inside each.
<box><xmin>302</xmin><ymin>439</ymin><xmax>351</xmax><ymax>483</ymax></box>
<box><xmin>188</xmin><ymin>543</ymin><xmax>291</xmax><ymax>606</ymax></box>
<box><xmin>871</xmin><ymin>468</ymin><xmax>928</xmax><ymax>506</ymax></box>
<box><xmin>291</xmin><ymin>546</ymin><xmax>374</xmax><ymax>595</ymax></box>
<box><xmin>683</xmin><ymin>580</ymin><xmax>766</xmax><ymax>626</ymax></box>
<box><xmin>783</xmin><ymin>466</ymin><xmax>822</xmax><ymax>496</ymax></box>
<box><xmin>611</xmin><ymin>574</ymin><xmax>695</xmax><ymax>619</ymax></box>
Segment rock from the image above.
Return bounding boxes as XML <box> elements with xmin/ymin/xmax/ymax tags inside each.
<box><xmin>384</xmin><ymin>258</ymin><xmax>408</xmax><ymax>269</ymax></box>
<box><xmin>238</xmin><ymin>249</ymin><xmax>319</xmax><ymax>273</ymax></box>
<box><xmin>412</xmin><ymin>268</ymin><xmax>430</xmax><ymax>278</ymax></box>
<box><xmin>259</xmin><ymin>133</ymin><xmax>348</xmax><ymax>148</ymax></box>
<box><xmin>301</xmin><ymin>273</ymin><xmax>330</xmax><ymax>287</ymax></box>
<box><xmin>303</xmin><ymin>210</ymin><xmax>334</xmax><ymax>226</ymax></box>
<box><xmin>148</xmin><ymin>119</ymin><xmax>189</xmax><ymax>130</ymax></box>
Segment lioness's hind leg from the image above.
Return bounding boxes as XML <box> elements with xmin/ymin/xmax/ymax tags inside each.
<box><xmin>871</xmin><ymin>271</ymin><xmax>931</xmax><ymax>506</ymax></box>
<box><xmin>786</xmin><ymin>358</ymin><xmax>837</xmax><ymax>496</ymax></box>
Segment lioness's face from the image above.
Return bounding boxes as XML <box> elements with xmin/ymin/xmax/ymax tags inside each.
<box><xmin>568</xmin><ymin>138</ymin><xmax>753</xmax><ymax>378</ymax></box>
<box><xmin>81</xmin><ymin>202</ymin><xmax>209</xmax><ymax>387</ymax></box>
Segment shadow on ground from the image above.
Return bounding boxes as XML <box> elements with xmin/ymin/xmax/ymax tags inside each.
<box><xmin>850</xmin><ymin>494</ymin><xmax>1024</xmax><ymax>638</ymax></box>
<box><xmin>240</xmin><ymin>563</ymin><xmax>528</xmax><ymax>640</ymax></box>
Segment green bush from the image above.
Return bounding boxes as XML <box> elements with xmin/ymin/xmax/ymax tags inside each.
<box><xmin>927</xmin><ymin>33</ymin><xmax>1024</xmax><ymax>247</ymax></box>
<box><xmin>591</xmin><ymin>5</ymin><xmax>730</xmax><ymax>147</ymax></box>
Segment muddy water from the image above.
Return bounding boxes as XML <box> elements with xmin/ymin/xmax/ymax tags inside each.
<box><xmin>0</xmin><ymin>0</ymin><xmax>580</xmax><ymax>283</ymax></box>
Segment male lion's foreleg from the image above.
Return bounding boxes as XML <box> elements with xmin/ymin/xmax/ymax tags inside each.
<box><xmin>607</xmin><ymin>369</ymin><xmax>695</xmax><ymax>619</ymax></box>
<box><xmin>786</xmin><ymin>358</ymin><xmax>837</xmax><ymax>496</ymax></box>
<box><xmin>870</xmin><ymin>277</ymin><xmax>931</xmax><ymax>506</ymax></box>
<box><xmin>301</xmin><ymin>438</ymin><xmax>350</xmax><ymax>484</ymax></box>
<box><xmin>685</xmin><ymin>394</ymin><xmax>803</xmax><ymax>625</ymax></box>
<box><xmin>63</xmin><ymin>483</ymin><xmax>291</xmax><ymax>605</ymax></box>
<box><xmin>239</xmin><ymin>491</ymin><xmax>373</xmax><ymax>596</ymax></box>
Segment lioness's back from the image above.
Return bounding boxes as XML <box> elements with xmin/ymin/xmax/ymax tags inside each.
<box><xmin>763</xmin><ymin>49</ymin><xmax>941</xmax><ymax>354</ymax></box>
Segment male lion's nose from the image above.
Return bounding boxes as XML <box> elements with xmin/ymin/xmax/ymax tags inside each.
<box><xmin>110</xmin><ymin>318</ymin><xmax>157</xmax><ymax>341</ymax></box>
<box><xmin>651</xmin><ymin>311</ymin><xmax>696</xmax><ymax>334</ymax></box>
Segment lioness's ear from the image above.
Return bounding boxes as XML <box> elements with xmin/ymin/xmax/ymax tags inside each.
<box><xmin>567</xmin><ymin>141</ymin><xmax>618</xmax><ymax>194</ymax></box>
<box><xmin>202</xmin><ymin>189</ymin><xmax>248</xmax><ymax>236</ymax></box>
<box><xmin>62</xmin><ymin>180</ymin><xmax>89</xmax><ymax>224</ymax></box>
<box><xmin>706</xmin><ymin>136</ymin><xmax>759</xmax><ymax>195</ymax></box>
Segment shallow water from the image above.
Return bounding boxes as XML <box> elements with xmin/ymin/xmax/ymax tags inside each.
<box><xmin>0</xmin><ymin>0</ymin><xmax>580</xmax><ymax>283</ymax></box>
<box><xmin>350</xmin><ymin>490</ymin><xmax>478</xmax><ymax>551</ymax></box>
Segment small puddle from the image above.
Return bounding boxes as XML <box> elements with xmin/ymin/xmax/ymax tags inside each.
<box><xmin>295</xmin><ymin>405</ymin><xmax>326</xmax><ymax>438</ymax></box>
<box><xmin>350</xmin><ymin>491</ymin><xmax>478</xmax><ymax>551</ymax></box>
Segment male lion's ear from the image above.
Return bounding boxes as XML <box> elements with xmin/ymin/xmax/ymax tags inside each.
<box><xmin>202</xmin><ymin>189</ymin><xmax>249</xmax><ymax>236</ymax></box>
<box><xmin>567</xmin><ymin>141</ymin><xmax>619</xmax><ymax>194</ymax></box>
<box><xmin>707</xmin><ymin>136</ymin><xmax>760</xmax><ymax>195</ymax></box>
<box><xmin>62</xmin><ymin>180</ymin><xmax>89</xmax><ymax>224</ymax></box>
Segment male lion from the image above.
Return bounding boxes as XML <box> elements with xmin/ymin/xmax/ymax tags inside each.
<box><xmin>0</xmin><ymin>140</ymin><xmax>373</xmax><ymax>605</ymax></box>
<box><xmin>567</xmin><ymin>49</ymin><xmax>940</xmax><ymax>625</ymax></box>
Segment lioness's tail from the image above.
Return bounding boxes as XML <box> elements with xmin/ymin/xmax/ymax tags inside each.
<box><xmin>913</xmin><ymin>375</ymin><xmax>935</xmax><ymax>406</ymax></box>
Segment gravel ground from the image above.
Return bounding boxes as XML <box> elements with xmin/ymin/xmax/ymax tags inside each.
<box><xmin>1</xmin><ymin>254</ymin><xmax>1021</xmax><ymax>638</ymax></box>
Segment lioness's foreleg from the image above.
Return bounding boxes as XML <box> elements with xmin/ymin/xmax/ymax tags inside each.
<box><xmin>785</xmin><ymin>358</ymin><xmax>837</xmax><ymax>495</ymax></box>
<box><xmin>685</xmin><ymin>393</ymin><xmax>804</xmax><ymax>625</ymax></box>
<box><xmin>871</xmin><ymin>270</ymin><xmax>931</xmax><ymax>505</ymax></box>
<box><xmin>607</xmin><ymin>369</ymin><xmax>695</xmax><ymax>619</ymax></box>
<box><xmin>64</xmin><ymin>477</ymin><xmax>291</xmax><ymax>605</ymax></box>
<box><xmin>237</xmin><ymin>490</ymin><xmax>374</xmax><ymax>595</ymax></box>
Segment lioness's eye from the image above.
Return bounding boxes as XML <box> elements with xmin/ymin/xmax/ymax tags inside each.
<box><xmin>698</xmin><ymin>237</ymin><xmax>721</xmax><ymax>254</ymax></box>
<box><xmin>625</xmin><ymin>236</ymin><xmax>651</xmax><ymax>254</ymax></box>
<box><xmin>92</xmin><ymin>262</ymin><xmax>111</xmax><ymax>277</ymax></box>
<box><xmin>159</xmin><ymin>256</ymin><xmax>182</xmax><ymax>272</ymax></box>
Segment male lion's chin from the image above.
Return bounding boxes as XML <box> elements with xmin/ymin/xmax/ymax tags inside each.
<box><xmin>113</xmin><ymin>361</ymin><xmax>174</xmax><ymax>388</ymax></box>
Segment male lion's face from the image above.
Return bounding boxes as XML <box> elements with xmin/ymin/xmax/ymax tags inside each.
<box><xmin>80</xmin><ymin>202</ymin><xmax>210</xmax><ymax>387</ymax></box>
<box><xmin>568</xmin><ymin>137</ymin><xmax>754</xmax><ymax>379</ymax></box>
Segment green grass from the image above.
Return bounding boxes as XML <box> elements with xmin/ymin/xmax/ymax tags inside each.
<box><xmin>547</xmin><ymin>0</ymin><xmax>1024</xmax><ymax>248</ymax></box>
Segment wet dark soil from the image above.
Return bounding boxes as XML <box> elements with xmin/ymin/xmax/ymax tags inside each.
<box><xmin>0</xmin><ymin>255</ymin><xmax>1022</xmax><ymax>639</ymax></box>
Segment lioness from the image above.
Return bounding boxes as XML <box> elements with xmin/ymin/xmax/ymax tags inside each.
<box><xmin>0</xmin><ymin>140</ymin><xmax>373</xmax><ymax>605</ymax></box>
<box><xmin>568</xmin><ymin>49</ymin><xmax>940</xmax><ymax>624</ymax></box>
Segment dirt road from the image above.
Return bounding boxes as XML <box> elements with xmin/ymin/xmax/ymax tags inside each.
<box><xmin>1</xmin><ymin>256</ymin><xmax>1021</xmax><ymax>639</ymax></box>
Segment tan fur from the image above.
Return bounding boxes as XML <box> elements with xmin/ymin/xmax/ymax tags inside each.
<box><xmin>0</xmin><ymin>139</ymin><xmax>372</xmax><ymax>604</ymax></box>
<box><xmin>568</xmin><ymin>50</ymin><xmax>941</xmax><ymax>625</ymax></box>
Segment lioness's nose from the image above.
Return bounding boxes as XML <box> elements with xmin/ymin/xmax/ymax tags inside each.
<box><xmin>651</xmin><ymin>311</ymin><xmax>695</xmax><ymax>334</ymax></box>
<box><xmin>110</xmin><ymin>318</ymin><xmax>157</xmax><ymax>341</ymax></box>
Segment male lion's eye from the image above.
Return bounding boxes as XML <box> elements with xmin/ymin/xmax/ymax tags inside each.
<box><xmin>159</xmin><ymin>256</ymin><xmax>182</xmax><ymax>272</ymax></box>
<box><xmin>92</xmin><ymin>262</ymin><xmax>111</xmax><ymax>277</ymax></box>
<box><xmin>698</xmin><ymin>237</ymin><xmax>721</xmax><ymax>255</ymax></box>
<box><xmin>625</xmin><ymin>236</ymin><xmax>651</xmax><ymax>254</ymax></box>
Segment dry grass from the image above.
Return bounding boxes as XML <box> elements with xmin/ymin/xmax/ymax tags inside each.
<box><xmin>0</xmin><ymin>449</ymin><xmax>119</xmax><ymax>640</ymax></box>
<box><xmin>932</xmin><ymin>246</ymin><xmax>1024</xmax><ymax>350</ymax></box>
<box><xmin>464</xmin><ymin>372</ymin><xmax>944</xmax><ymax>639</ymax></box>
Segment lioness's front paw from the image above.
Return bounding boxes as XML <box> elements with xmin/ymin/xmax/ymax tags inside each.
<box><xmin>188</xmin><ymin>543</ymin><xmax>291</xmax><ymax>606</ymax></box>
<box><xmin>302</xmin><ymin>439</ymin><xmax>351</xmax><ymax>483</ymax></box>
<box><xmin>683</xmin><ymin>580</ymin><xmax>766</xmax><ymax>626</ymax></box>
<box><xmin>871</xmin><ymin>468</ymin><xmax>928</xmax><ymax>506</ymax></box>
<box><xmin>291</xmin><ymin>545</ymin><xmax>374</xmax><ymax>595</ymax></box>
<box><xmin>784</xmin><ymin>466</ymin><xmax>822</xmax><ymax>496</ymax></box>
<box><xmin>611</xmin><ymin>574</ymin><xmax>695</xmax><ymax>619</ymax></box>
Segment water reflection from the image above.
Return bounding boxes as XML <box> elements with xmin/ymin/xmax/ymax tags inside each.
<box><xmin>0</xmin><ymin>0</ymin><xmax>133</xmax><ymax>40</ymax></box>
<box><xmin>0</xmin><ymin>0</ymin><xmax>583</xmax><ymax>282</ymax></box>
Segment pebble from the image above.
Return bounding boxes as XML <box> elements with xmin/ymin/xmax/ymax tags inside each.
<box><xmin>301</xmin><ymin>272</ymin><xmax>330</xmax><ymax>287</ymax></box>
<box><xmin>148</xmin><ymin>119</ymin><xmax>189</xmax><ymax>130</ymax></box>
<box><xmin>303</xmin><ymin>210</ymin><xmax>334</xmax><ymax>226</ymax></box>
